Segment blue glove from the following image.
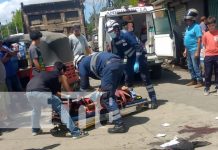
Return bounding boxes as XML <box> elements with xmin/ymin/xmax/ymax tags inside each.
<box><xmin>134</xmin><ymin>61</ymin><xmax>139</xmax><ymax>73</ymax></box>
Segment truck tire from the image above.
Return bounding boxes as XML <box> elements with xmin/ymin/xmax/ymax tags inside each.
<box><xmin>150</xmin><ymin>65</ymin><xmax>162</xmax><ymax>79</ymax></box>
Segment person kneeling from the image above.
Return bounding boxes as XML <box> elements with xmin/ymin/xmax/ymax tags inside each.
<box><xmin>26</xmin><ymin>61</ymin><xmax>88</xmax><ymax>139</ymax></box>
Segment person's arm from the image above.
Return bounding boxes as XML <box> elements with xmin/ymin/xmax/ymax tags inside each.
<box><xmin>183</xmin><ymin>48</ymin><xmax>187</xmax><ymax>57</ymax></box>
<box><xmin>0</xmin><ymin>46</ymin><xmax>10</xmax><ymax>53</ymax></box>
<box><xmin>30</xmin><ymin>48</ymin><xmax>42</xmax><ymax>71</ymax></box>
<box><xmin>69</xmin><ymin>36</ymin><xmax>74</xmax><ymax>50</ymax></box>
<box><xmin>1</xmin><ymin>53</ymin><xmax>11</xmax><ymax>63</ymax></box>
<box><xmin>194</xmin><ymin>25</ymin><xmax>203</xmax><ymax>58</ymax></box>
<box><xmin>202</xmin><ymin>34</ymin><xmax>206</xmax><ymax>48</ymax></box>
<box><xmin>55</xmin><ymin>75</ymin><xmax>72</xmax><ymax>98</ymax></box>
<box><xmin>59</xmin><ymin>75</ymin><xmax>72</xmax><ymax>92</ymax></box>
<box><xmin>195</xmin><ymin>37</ymin><xmax>202</xmax><ymax>58</ymax></box>
<box><xmin>32</xmin><ymin>58</ymin><xmax>41</xmax><ymax>70</ymax></box>
<box><xmin>84</xmin><ymin>37</ymin><xmax>92</xmax><ymax>54</ymax></box>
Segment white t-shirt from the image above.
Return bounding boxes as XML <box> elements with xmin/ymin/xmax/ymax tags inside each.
<box><xmin>69</xmin><ymin>34</ymin><xmax>89</xmax><ymax>56</ymax></box>
<box><xmin>0</xmin><ymin>60</ymin><xmax>6</xmax><ymax>84</ymax></box>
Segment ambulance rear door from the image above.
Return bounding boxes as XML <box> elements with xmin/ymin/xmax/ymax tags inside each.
<box><xmin>150</xmin><ymin>8</ymin><xmax>176</xmax><ymax>58</ymax></box>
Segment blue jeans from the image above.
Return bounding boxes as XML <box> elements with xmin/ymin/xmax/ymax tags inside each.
<box><xmin>26</xmin><ymin>92</ymin><xmax>80</xmax><ymax>135</ymax></box>
<box><xmin>187</xmin><ymin>51</ymin><xmax>202</xmax><ymax>82</ymax></box>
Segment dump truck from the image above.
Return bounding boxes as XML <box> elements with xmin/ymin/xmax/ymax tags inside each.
<box><xmin>21</xmin><ymin>0</ymin><xmax>86</xmax><ymax>36</ymax></box>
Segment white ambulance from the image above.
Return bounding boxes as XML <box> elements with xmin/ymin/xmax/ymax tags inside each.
<box><xmin>98</xmin><ymin>5</ymin><xmax>176</xmax><ymax>79</ymax></box>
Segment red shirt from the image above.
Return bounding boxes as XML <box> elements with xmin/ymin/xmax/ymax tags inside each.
<box><xmin>202</xmin><ymin>30</ymin><xmax>218</xmax><ymax>56</ymax></box>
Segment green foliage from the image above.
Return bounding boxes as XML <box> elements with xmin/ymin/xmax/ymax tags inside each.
<box><xmin>11</xmin><ymin>10</ymin><xmax>23</xmax><ymax>33</ymax></box>
<box><xmin>0</xmin><ymin>9</ymin><xmax>23</xmax><ymax>39</ymax></box>
<box><xmin>86</xmin><ymin>12</ymin><xmax>99</xmax><ymax>36</ymax></box>
<box><xmin>113</xmin><ymin>0</ymin><xmax>129</xmax><ymax>8</ymax></box>
<box><xmin>129</xmin><ymin>0</ymin><xmax>138</xmax><ymax>6</ymax></box>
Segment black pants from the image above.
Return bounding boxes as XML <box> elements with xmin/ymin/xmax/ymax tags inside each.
<box><xmin>204</xmin><ymin>56</ymin><xmax>218</xmax><ymax>89</ymax></box>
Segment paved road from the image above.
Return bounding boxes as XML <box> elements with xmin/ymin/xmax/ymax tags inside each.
<box><xmin>0</xmin><ymin>67</ymin><xmax>218</xmax><ymax>150</ymax></box>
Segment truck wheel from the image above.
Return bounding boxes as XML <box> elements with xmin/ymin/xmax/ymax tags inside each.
<box><xmin>150</xmin><ymin>65</ymin><xmax>162</xmax><ymax>79</ymax></box>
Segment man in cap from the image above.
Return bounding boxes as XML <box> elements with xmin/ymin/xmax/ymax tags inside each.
<box><xmin>183</xmin><ymin>8</ymin><xmax>203</xmax><ymax>88</ymax></box>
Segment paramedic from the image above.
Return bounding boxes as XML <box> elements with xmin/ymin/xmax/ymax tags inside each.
<box><xmin>74</xmin><ymin>52</ymin><xmax>127</xmax><ymax>134</ymax></box>
<box><xmin>105</xmin><ymin>19</ymin><xmax>158</xmax><ymax>109</ymax></box>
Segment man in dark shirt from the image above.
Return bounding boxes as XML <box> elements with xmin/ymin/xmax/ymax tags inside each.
<box><xmin>26</xmin><ymin>62</ymin><xmax>88</xmax><ymax>139</ymax></box>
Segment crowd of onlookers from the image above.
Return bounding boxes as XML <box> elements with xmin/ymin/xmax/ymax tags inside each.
<box><xmin>183</xmin><ymin>8</ymin><xmax>218</xmax><ymax>96</ymax></box>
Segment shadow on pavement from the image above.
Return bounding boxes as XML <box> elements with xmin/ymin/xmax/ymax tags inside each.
<box><xmin>134</xmin><ymin>68</ymin><xmax>190</xmax><ymax>86</ymax></box>
<box><xmin>0</xmin><ymin>128</ymin><xmax>17</xmax><ymax>135</ymax></box>
<box><xmin>24</xmin><ymin>144</ymin><xmax>60</xmax><ymax>150</ymax></box>
<box><xmin>156</xmin><ymin>68</ymin><xmax>190</xmax><ymax>85</ymax></box>
<box><xmin>157</xmin><ymin>99</ymin><xmax>168</xmax><ymax>107</ymax></box>
<box><xmin>124</xmin><ymin>116</ymin><xmax>149</xmax><ymax>131</ymax></box>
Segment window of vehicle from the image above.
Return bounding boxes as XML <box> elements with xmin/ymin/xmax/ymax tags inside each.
<box><xmin>152</xmin><ymin>9</ymin><xmax>172</xmax><ymax>35</ymax></box>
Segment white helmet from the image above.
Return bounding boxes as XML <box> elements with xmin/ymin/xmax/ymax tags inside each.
<box><xmin>73</xmin><ymin>54</ymin><xmax>85</xmax><ymax>69</ymax></box>
<box><xmin>105</xmin><ymin>19</ymin><xmax>119</xmax><ymax>32</ymax></box>
<box><xmin>184</xmin><ymin>8</ymin><xmax>199</xmax><ymax>21</ymax></box>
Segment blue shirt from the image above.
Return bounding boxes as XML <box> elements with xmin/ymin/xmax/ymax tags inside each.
<box><xmin>0</xmin><ymin>51</ymin><xmax>17</xmax><ymax>77</ymax></box>
<box><xmin>184</xmin><ymin>23</ymin><xmax>202</xmax><ymax>51</ymax></box>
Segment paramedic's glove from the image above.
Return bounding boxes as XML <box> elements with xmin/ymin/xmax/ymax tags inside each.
<box><xmin>134</xmin><ymin>52</ymin><xmax>141</xmax><ymax>73</ymax></box>
<box><xmin>134</xmin><ymin>61</ymin><xmax>139</xmax><ymax>73</ymax></box>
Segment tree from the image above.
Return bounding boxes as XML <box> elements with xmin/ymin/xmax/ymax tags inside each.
<box><xmin>0</xmin><ymin>9</ymin><xmax>23</xmax><ymax>39</ymax></box>
<box><xmin>112</xmin><ymin>0</ymin><xmax>137</xmax><ymax>8</ymax></box>
<box><xmin>113</xmin><ymin>0</ymin><xmax>129</xmax><ymax>8</ymax></box>
<box><xmin>129</xmin><ymin>0</ymin><xmax>138</xmax><ymax>6</ymax></box>
<box><xmin>11</xmin><ymin>10</ymin><xmax>23</xmax><ymax>33</ymax></box>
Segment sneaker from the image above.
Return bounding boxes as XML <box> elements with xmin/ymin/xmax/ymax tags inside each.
<box><xmin>32</xmin><ymin>129</ymin><xmax>43</xmax><ymax>136</ymax></box>
<box><xmin>72</xmin><ymin>131</ymin><xmax>88</xmax><ymax>139</ymax></box>
<box><xmin>151</xmin><ymin>102</ymin><xmax>158</xmax><ymax>109</ymax></box>
<box><xmin>215</xmin><ymin>89</ymin><xmax>218</xmax><ymax>96</ymax></box>
<box><xmin>186</xmin><ymin>80</ymin><xmax>197</xmax><ymax>86</ymax></box>
<box><xmin>108</xmin><ymin>123</ymin><xmax>127</xmax><ymax>134</ymax></box>
<box><xmin>195</xmin><ymin>82</ymin><xmax>204</xmax><ymax>88</ymax></box>
<box><xmin>204</xmin><ymin>88</ymin><xmax>210</xmax><ymax>96</ymax></box>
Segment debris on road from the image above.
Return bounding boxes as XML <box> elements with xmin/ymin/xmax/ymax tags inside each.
<box><xmin>156</xmin><ymin>133</ymin><xmax>166</xmax><ymax>138</ymax></box>
<box><xmin>161</xmin><ymin>123</ymin><xmax>170</xmax><ymax>127</ymax></box>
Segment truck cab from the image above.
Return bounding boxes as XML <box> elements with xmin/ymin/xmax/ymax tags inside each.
<box><xmin>98</xmin><ymin>6</ymin><xmax>176</xmax><ymax>79</ymax></box>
